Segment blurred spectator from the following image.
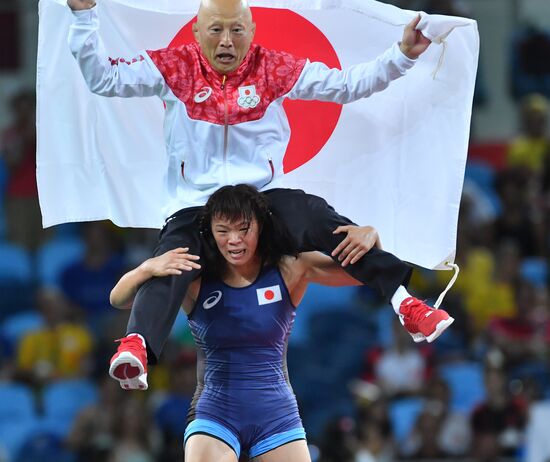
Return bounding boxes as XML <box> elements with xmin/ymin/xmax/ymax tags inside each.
<box><xmin>354</xmin><ymin>421</ymin><xmax>392</xmax><ymax>462</ymax></box>
<box><xmin>60</xmin><ymin>221</ymin><xmax>125</xmax><ymax>331</ymax></box>
<box><xmin>454</xmin><ymin>247</ymin><xmax>516</xmax><ymax>332</ymax></box>
<box><xmin>403</xmin><ymin>406</ymin><xmax>446</xmax><ymax>459</ymax></box>
<box><xmin>510</xmin><ymin>27</ymin><xmax>550</xmax><ymax>100</ymax></box>
<box><xmin>494</xmin><ymin>170</ymin><xmax>543</xmax><ymax>257</ymax></box>
<box><xmin>471</xmin><ymin>366</ymin><xmax>528</xmax><ymax>459</ymax></box>
<box><xmin>15</xmin><ymin>288</ymin><xmax>93</xmax><ymax>387</ymax></box>
<box><xmin>120</xmin><ymin>228</ymin><xmax>159</xmax><ymax>269</ymax></box>
<box><xmin>154</xmin><ymin>350</ymin><xmax>196</xmax><ymax>462</ymax></box>
<box><xmin>489</xmin><ymin>282</ymin><xmax>550</xmax><ymax>367</ymax></box>
<box><xmin>371</xmin><ymin>318</ymin><xmax>428</xmax><ymax>398</ymax></box>
<box><xmin>402</xmin><ymin>377</ymin><xmax>471</xmax><ymax>457</ymax></box>
<box><xmin>507</xmin><ymin>93</ymin><xmax>550</xmax><ymax>176</ymax></box>
<box><xmin>66</xmin><ymin>375</ymin><xmax>124</xmax><ymax>462</ymax></box>
<box><xmin>318</xmin><ymin>417</ymin><xmax>356</xmax><ymax>462</ymax></box>
<box><xmin>0</xmin><ymin>89</ymin><xmax>45</xmax><ymax>250</ymax></box>
<box><xmin>355</xmin><ymin>398</ymin><xmax>394</xmax><ymax>462</ymax></box>
<box><xmin>109</xmin><ymin>397</ymin><xmax>157</xmax><ymax>462</ymax></box>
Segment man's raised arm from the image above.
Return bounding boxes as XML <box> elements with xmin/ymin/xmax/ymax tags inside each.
<box><xmin>67</xmin><ymin>0</ymin><xmax>168</xmax><ymax>98</ymax></box>
<box><xmin>287</xmin><ymin>15</ymin><xmax>431</xmax><ymax>104</ymax></box>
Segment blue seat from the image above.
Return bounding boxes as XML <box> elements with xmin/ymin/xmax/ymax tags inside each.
<box><xmin>36</xmin><ymin>237</ymin><xmax>84</xmax><ymax>288</ymax></box>
<box><xmin>0</xmin><ymin>243</ymin><xmax>34</xmax><ymax>320</ymax></box>
<box><xmin>389</xmin><ymin>397</ymin><xmax>425</xmax><ymax>443</ymax></box>
<box><xmin>302</xmin><ymin>397</ymin><xmax>356</xmax><ymax>442</ymax></box>
<box><xmin>290</xmin><ymin>284</ymin><xmax>360</xmax><ymax>344</ymax></box>
<box><xmin>510</xmin><ymin>362</ymin><xmax>550</xmax><ymax>398</ymax></box>
<box><xmin>464</xmin><ymin>161</ymin><xmax>502</xmax><ymax>214</ymax></box>
<box><xmin>0</xmin><ymin>383</ymin><xmax>35</xmax><ymax>422</ymax></box>
<box><xmin>309</xmin><ymin>309</ymin><xmax>374</xmax><ymax>341</ymax></box>
<box><xmin>374</xmin><ymin>304</ymin><xmax>395</xmax><ymax>348</ymax></box>
<box><xmin>440</xmin><ymin>362</ymin><xmax>486</xmax><ymax>413</ymax></box>
<box><xmin>465</xmin><ymin>161</ymin><xmax>495</xmax><ymax>191</ymax></box>
<box><xmin>0</xmin><ymin>158</ymin><xmax>7</xmax><ymax>240</ymax></box>
<box><xmin>520</xmin><ymin>258</ymin><xmax>548</xmax><ymax>288</ymax></box>
<box><xmin>307</xmin><ymin>311</ymin><xmax>375</xmax><ymax>379</ymax></box>
<box><xmin>42</xmin><ymin>379</ymin><xmax>98</xmax><ymax>436</ymax></box>
<box><xmin>15</xmin><ymin>430</ymin><xmax>75</xmax><ymax>462</ymax></box>
<box><xmin>0</xmin><ymin>311</ymin><xmax>43</xmax><ymax>356</ymax></box>
<box><xmin>0</xmin><ymin>384</ymin><xmax>38</xmax><ymax>461</ymax></box>
<box><xmin>0</xmin><ymin>420</ymin><xmax>39</xmax><ymax>462</ymax></box>
<box><xmin>0</xmin><ymin>243</ymin><xmax>32</xmax><ymax>282</ymax></box>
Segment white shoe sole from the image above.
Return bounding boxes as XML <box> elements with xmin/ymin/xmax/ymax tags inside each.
<box><xmin>109</xmin><ymin>351</ymin><xmax>148</xmax><ymax>390</ymax></box>
<box><xmin>408</xmin><ymin>316</ymin><xmax>455</xmax><ymax>343</ymax></box>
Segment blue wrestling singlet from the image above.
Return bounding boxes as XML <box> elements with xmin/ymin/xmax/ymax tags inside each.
<box><xmin>184</xmin><ymin>265</ymin><xmax>306</xmax><ymax>458</ymax></box>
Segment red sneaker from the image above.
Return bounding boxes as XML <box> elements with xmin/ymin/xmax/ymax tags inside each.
<box><xmin>399</xmin><ymin>297</ymin><xmax>454</xmax><ymax>343</ymax></box>
<box><xmin>109</xmin><ymin>334</ymin><xmax>148</xmax><ymax>390</ymax></box>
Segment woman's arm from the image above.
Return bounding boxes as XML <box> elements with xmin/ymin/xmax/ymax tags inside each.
<box><xmin>299</xmin><ymin>252</ymin><xmax>363</xmax><ymax>287</ymax></box>
<box><xmin>110</xmin><ymin>248</ymin><xmax>200</xmax><ymax>309</ymax></box>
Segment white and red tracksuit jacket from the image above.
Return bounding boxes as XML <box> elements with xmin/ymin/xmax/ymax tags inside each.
<box><xmin>68</xmin><ymin>7</ymin><xmax>415</xmax><ymax>220</ymax></box>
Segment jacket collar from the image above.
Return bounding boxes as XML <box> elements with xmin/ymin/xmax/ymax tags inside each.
<box><xmin>193</xmin><ymin>42</ymin><xmax>259</xmax><ymax>87</ymax></box>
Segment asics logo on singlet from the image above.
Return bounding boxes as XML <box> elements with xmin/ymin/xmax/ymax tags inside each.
<box><xmin>194</xmin><ymin>87</ymin><xmax>213</xmax><ymax>103</ymax></box>
<box><xmin>203</xmin><ymin>290</ymin><xmax>222</xmax><ymax>310</ymax></box>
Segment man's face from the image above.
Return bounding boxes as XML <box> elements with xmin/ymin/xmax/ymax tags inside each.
<box><xmin>193</xmin><ymin>0</ymin><xmax>256</xmax><ymax>74</ymax></box>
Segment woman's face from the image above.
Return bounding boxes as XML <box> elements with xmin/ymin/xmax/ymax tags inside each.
<box><xmin>211</xmin><ymin>214</ymin><xmax>260</xmax><ymax>267</ymax></box>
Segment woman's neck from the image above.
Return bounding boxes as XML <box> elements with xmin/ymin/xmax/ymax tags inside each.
<box><xmin>222</xmin><ymin>255</ymin><xmax>263</xmax><ymax>288</ymax></box>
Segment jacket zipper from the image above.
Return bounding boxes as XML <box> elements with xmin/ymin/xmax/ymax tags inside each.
<box><xmin>259</xmin><ymin>156</ymin><xmax>275</xmax><ymax>189</ymax></box>
<box><xmin>268</xmin><ymin>157</ymin><xmax>274</xmax><ymax>181</ymax></box>
<box><xmin>221</xmin><ymin>75</ymin><xmax>229</xmax><ymax>183</ymax></box>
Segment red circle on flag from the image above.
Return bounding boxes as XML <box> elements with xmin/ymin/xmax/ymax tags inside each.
<box><xmin>168</xmin><ymin>8</ymin><xmax>342</xmax><ymax>173</ymax></box>
<box><xmin>264</xmin><ymin>290</ymin><xmax>275</xmax><ymax>300</ymax></box>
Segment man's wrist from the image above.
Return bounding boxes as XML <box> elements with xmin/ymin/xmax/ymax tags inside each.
<box><xmin>67</xmin><ymin>1</ymin><xmax>96</xmax><ymax>12</ymax></box>
<box><xmin>69</xmin><ymin>4</ymin><xmax>98</xmax><ymax>25</ymax></box>
<box><xmin>398</xmin><ymin>42</ymin><xmax>418</xmax><ymax>61</ymax></box>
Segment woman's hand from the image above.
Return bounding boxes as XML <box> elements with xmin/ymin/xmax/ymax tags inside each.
<box><xmin>141</xmin><ymin>248</ymin><xmax>201</xmax><ymax>277</ymax></box>
<box><xmin>331</xmin><ymin>225</ymin><xmax>381</xmax><ymax>267</ymax></box>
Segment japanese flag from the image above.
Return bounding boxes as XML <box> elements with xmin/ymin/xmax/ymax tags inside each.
<box><xmin>256</xmin><ymin>285</ymin><xmax>283</xmax><ymax>306</ymax></box>
<box><xmin>37</xmin><ymin>0</ymin><xmax>478</xmax><ymax>270</ymax></box>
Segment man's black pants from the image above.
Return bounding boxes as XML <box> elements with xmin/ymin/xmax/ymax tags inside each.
<box><xmin>126</xmin><ymin>188</ymin><xmax>412</xmax><ymax>363</ymax></box>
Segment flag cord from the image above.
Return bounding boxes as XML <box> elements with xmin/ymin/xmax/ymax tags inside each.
<box><xmin>431</xmin><ymin>39</ymin><xmax>447</xmax><ymax>80</ymax></box>
<box><xmin>434</xmin><ymin>261</ymin><xmax>459</xmax><ymax>309</ymax></box>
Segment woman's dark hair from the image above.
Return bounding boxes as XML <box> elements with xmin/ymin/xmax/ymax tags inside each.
<box><xmin>199</xmin><ymin>184</ymin><xmax>297</xmax><ymax>278</ymax></box>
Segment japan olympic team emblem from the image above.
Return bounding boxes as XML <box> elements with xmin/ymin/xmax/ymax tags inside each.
<box><xmin>237</xmin><ymin>85</ymin><xmax>260</xmax><ymax>109</ymax></box>
<box><xmin>194</xmin><ymin>87</ymin><xmax>213</xmax><ymax>103</ymax></box>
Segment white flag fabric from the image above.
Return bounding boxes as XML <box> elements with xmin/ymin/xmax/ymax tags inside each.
<box><xmin>37</xmin><ymin>0</ymin><xmax>479</xmax><ymax>269</ymax></box>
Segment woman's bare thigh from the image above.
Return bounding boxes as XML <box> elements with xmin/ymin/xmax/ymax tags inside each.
<box><xmin>251</xmin><ymin>439</ymin><xmax>311</xmax><ymax>462</ymax></box>
<box><xmin>185</xmin><ymin>434</ymin><xmax>239</xmax><ymax>462</ymax></box>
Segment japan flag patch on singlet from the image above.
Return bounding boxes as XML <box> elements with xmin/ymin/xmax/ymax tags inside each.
<box><xmin>256</xmin><ymin>285</ymin><xmax>282</xmax><ymax>306</ymax></box>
